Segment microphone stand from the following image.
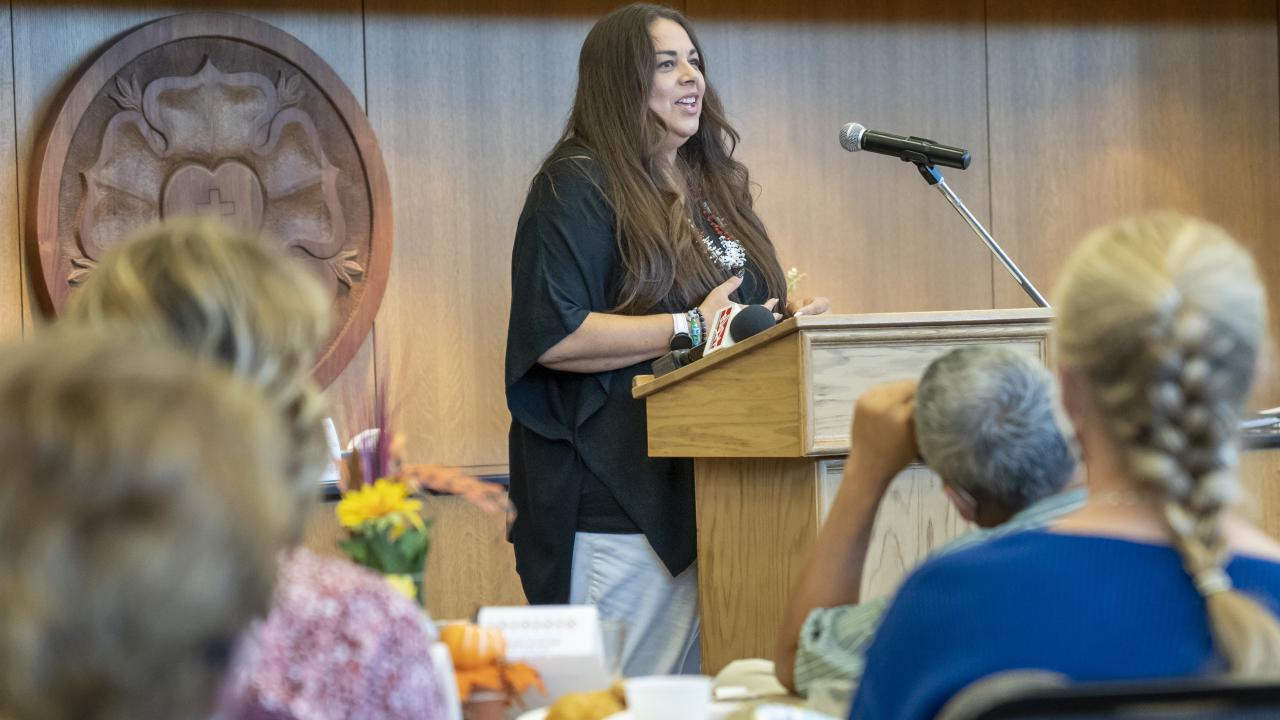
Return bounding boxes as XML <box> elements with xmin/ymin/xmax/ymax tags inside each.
<box><xmin>915</xmin><ymin>163</ymin><xmax>1050</xmax><ymax>308</ymax></box>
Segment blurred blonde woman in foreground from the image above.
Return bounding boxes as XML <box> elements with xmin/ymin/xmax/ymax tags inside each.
<box><xmin>850</xmin><ymin>212</ymin><xmax>1280</xmax><ymax>720</ymax></box>
<box><xmin>0</xmin><ymin>329</ymin><xmax>294</xmax><ymax>720</ymax></box>
<box><xmin>66</xmin><ymin>218</ymin><xmax>449</xmax><ymax>720</ymax></box>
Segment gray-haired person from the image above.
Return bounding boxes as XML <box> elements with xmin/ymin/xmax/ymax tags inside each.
<box><xmin>774</xmin><ymin>346</ymin><xmax>1083</xmax><ymax>695</ymax></box>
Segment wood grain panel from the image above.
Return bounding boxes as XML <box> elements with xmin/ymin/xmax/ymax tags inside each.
<box><xmin>815</xmin><ymin>458</ymin><xmax>842</xmax><ymax>522</ymax></box>
<box><xmin>644</xmin><ymin>336</ymin><xmax>803</xmax><ymax>457</ymax></box>
<box><xmin>1241</xmin><ymin>448</ymin><xmax>1280</xmax><ymax>539</ymax></box>
<box><xmin>0</xmin><ymin>2</ymin><xmax>21</xmax><ymax>341</ymax></box>
<box><xmin>694</xmin><ymin>456</ymin><xmax>817</xmax><ymax>674</ymax></box>
<box><xmin>817</xmin><ymin>458</ymin><xmax>975</xmax><ymax>603</ymax></box>
<box><xmin>986</xmin><ymin>0</ymin><xmax>1280</xmax><ymax>404</ymax></box>
<box><xmin>362</xmin><ymin>2</ymin><xmax>617</xmax><ymax>466</ymax></box>
<box><xmin>302</xmin><ymin>493</ymin><xmax>526</xmax><ymax>620</ymax></box>
<box><xmin>687</xmin><ymin>0</ymin><xmax>994</xmax><ymax>315</ymax></box>
<box><xmin>861</xmin><ymin>465</ymin><xmax>972</xmax><ymax>601</ymax></box>
<box><xmin>807</xmin><ymin>331</ymin><xmax>1049</xmax><ymax>454</ymax></box>
<box><xmin>419</xmin><ymin>493</ymin><xmax>527</xmax><ymax>619</ymax></box>
<box><xmin>14</xmin><ymin>0</ymin><xmax>1276</xmax><ymax>19</ymax></box>
<box><xmin>322</xmin><ymin>332</ymin><xmax>376</xmax><ymax>444</ymax></box>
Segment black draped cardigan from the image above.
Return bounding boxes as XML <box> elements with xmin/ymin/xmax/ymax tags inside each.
<box><xmin>504</xmin><ymin>144</ymin><xmax>771</xmax><ymax>603</ymax></box>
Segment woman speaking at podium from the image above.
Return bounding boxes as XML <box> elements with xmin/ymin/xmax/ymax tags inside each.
<box><xmin>505</xmin><ymin>3</ymin><xmax>826</xmax><ymax>676</ymax></box>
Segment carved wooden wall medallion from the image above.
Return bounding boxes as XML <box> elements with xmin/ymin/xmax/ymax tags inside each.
<box><xmin>31</xmin><ymin>13</ymin><xmax>392</xmax><ymax>388</ymax></box>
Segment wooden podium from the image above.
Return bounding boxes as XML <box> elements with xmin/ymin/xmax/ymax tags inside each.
<box><xmin>633</xmin><ymin>309</ymin><xmax>1054</xmax><ymax>674</ymax></box>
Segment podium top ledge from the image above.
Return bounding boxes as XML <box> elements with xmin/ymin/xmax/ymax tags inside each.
<box><xmin>632</xmin><ymin>307</ymin><xmax>1053</xmax><ymax>399</ymax></box>
<box><xmin>787</xmin><ymin>306</ymin><xmax>1051</xmax><ymax>330</ymax></box>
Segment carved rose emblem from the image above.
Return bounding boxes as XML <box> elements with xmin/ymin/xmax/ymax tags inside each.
<box><xmin>34</xmin><ymin>14</ymin><xmax>392</xmax><ymax>387</ymax></box>
<box><xmin>75</xmin><ymin>59</ymin><xmax>362</xmax><ymax>296</ymax></box>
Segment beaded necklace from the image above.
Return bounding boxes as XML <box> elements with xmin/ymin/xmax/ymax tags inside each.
<box><xmin>690</xmin><ymin>200</ymin><xmax>747</xmax><ymax>272</ymax></box>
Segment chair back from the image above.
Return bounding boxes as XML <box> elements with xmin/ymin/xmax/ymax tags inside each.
<box><xmin>938</xmin><ymin>672</ymin><xmax>1280</xmax><ymax>720</ymax></box>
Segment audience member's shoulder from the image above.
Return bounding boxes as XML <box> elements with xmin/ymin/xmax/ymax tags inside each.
<box><xmin>890</xmin><ymin>530</ymin><xmax>1059</xmax><ymax>597</ymax></box>
<box><xmin>914</xmin><ymin>529</ymin><xmax>1053</xmax><ymax>578</ymax></box>
<box><xmin>933</xmin><ymin>527</ymin><xmax>1280</xmax><ymax>582</ymax></box>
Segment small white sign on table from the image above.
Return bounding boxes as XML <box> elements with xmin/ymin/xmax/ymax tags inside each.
<box><xmin>478</xmin><ymin>604</ymin><xmax>611</xmax><ymax>701</ymax></box>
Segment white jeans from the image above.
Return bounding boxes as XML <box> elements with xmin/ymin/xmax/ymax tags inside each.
<box><xmin>569</xmin><ymin>532</ymin><xmax>701</xmax><ymax>677</ymax></box>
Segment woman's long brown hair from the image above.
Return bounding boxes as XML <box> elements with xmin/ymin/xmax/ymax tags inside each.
<box><xmin>539</xmin><ymin>3</ymin><xmax>788</xmax><ymax>314</ymax></box>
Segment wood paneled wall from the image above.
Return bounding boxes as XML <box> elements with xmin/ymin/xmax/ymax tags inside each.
<box><xmin>0</xmin><ymin>2</ymin><xmax>20</xmax><ymax>343</ymax></box>
<box><xmin>986</xmin><ymin>0</ymin><xmax>1280</xmax><ymax>320</ymax></box>
<box><xmin>689</xmin><ymin>0</ymin><xmax>996</xmax><ymax>316</ymax></box>
<box><xmin>361</xmin><ymin>2</ymin><xmax>615</xmax><ymax>465</ymax></box>
<box><xmin>2</xmin><ymin>0</ymin><xmax>1278</xmax><ymax>508</ymax></box>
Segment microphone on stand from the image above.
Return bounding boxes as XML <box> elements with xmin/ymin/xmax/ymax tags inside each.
<box><xmin>837</xmin><ymin>121</ymin><xmax>1048</xmax><ymax>308</ymax></box>
<box><xmin>652</xmin><ymin>304</ymin><xmax>776</xmax><ymax>378</ymax></box>
<box><xmin>839</xmin><ymin>122</ymin><xmax>970</xmax><ymax>170</ymax></box>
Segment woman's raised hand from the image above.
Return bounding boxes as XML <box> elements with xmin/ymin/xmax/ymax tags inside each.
<box><xmin>788</xmin><ymin>296</ymin><xmax>831</xmax><ymax>316</ymax></box>
<box><xmin>699</xmin><ymin>275</ymin><xmax>790</xmax><ymax>322</ymax></box>
<box><xmin>697</xmin><ymin>273</ymin><xmax>744</xmax><ymax>320</ymax></box>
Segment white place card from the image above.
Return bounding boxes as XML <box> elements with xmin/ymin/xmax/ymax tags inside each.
<box><xmin>477</xmin><ymin>604</ymin><xmax>600</xmax><ymax>659</ymax></box>
<box><xmin>477</xmin><ymin>604</ymin><xmax>611</xmax><ymax>700</ymax></box>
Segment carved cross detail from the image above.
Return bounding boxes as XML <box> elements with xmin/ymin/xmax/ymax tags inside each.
<box><xmin>197</xmin><ymin>188</ymin><xmax>237</xmax><ymax>217</ymax></box>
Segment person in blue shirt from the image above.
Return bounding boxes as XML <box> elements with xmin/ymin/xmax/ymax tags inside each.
<box><xmin>850</xmin><ymin>212</ymin><xmax>1280</xmax><ymax>720</ymax></box>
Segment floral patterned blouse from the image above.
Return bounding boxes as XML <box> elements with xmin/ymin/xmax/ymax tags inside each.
<box><xmin>219</xmin><ymin>548</ymin><xmax>448</xmax><ymax>720</ymax></box>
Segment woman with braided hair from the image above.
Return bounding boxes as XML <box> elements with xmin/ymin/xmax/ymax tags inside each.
<box><xmin>848</xmin><ymin>212</ymin><xmax>1280</xmax><ymax>720</ymax></box>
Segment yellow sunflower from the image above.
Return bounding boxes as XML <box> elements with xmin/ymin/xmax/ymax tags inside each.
<box><xmin>336</xmin><ymin>478</ymin><xmax>425</xmax><ymax>531</ymax></box>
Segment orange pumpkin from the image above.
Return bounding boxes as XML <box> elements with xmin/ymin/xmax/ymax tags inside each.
<box><xmin>440</xmin><ymin>622</ymin><xmax>507</xmax><ymax>670</ymax></box>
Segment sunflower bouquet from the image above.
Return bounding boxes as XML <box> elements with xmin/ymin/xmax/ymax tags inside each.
<box><xmin>336</xmin><ymin>477</ymin><xmax>432</xmax><ymax>601</ymax></box>
<box><xmin>332</xmin><ymin>401</ymin><xmax>432</xmax><ymax>599</ymax></box>
<box><xmin>334</xmin><ymin>380</ymin><xmax>514</xmax><ymax>603</ymax></box>
<box><xmin>334</xmin><ymin>422</ymin><xmax>513</xmax><ymax>603</ymax></box>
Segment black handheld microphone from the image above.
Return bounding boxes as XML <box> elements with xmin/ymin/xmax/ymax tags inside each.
<box><xmin>652</xmin><ymin>305</ymin><xmax>776</xmax><ymax>378</ymax></box>
<box><xmin>651</xmin><ymin>346</ymin><xmax>695</xmax><ymax>378</ymax></box>
<box><xmin>839</xmin><ymin>122</ymin><xmax>970</xmax><ymax>170</ymax></box>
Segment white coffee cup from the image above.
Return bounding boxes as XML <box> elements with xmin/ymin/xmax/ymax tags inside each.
<box><xmin>624</xmin><ymin>675</ymin><xmax>712</xmax><ymax>720</ymax></box>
